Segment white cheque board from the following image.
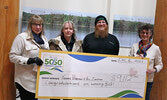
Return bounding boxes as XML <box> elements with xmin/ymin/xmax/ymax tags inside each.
<box><xmin>36</xmin><ymin>50</ymin><xmax>149</xmax><ymax>100</ymax></box>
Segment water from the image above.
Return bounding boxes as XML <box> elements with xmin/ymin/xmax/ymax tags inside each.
<box><xmin>113</xmin><ymin>31</ymin><xmax>140</xmax><ymax>47</ymax></box>
<box><xmin>21</xmin><ymin>22</ymin><xmax>94</xmax><ymax>40</ymax></box>
<box><xmin>22</xmin><ymin>22</ymin><xmax>140</xmax><ymax>47</ymax></box>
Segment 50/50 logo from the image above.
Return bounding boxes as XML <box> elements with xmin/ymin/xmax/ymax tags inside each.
<box><xmin>44</xmin><ymin>58</ymin><xmax>63</xmax><ymax>66</ymax></box>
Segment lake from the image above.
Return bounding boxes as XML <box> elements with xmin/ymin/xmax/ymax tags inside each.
<box><xmin>22</xmin><ymin>22</ymin><xmax>140</xmax><ymax>47</ymax></box>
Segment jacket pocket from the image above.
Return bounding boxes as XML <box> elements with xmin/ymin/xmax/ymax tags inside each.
<box><xmin>25</xmin><ymin>46</ymin><xmax>38</xmax><ymax>51</ymax></box>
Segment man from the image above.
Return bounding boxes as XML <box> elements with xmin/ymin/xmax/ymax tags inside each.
<box><xmin>82</xmin><ymin>15</ymin><xmax>119</xmax><ymax>55</ymax></box>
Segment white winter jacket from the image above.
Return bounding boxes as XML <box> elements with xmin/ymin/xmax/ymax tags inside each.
<box><xmin>9</xmin><ymin>32</ymin><xmax>49</xmax><ymax>93</ymax></box>
<box><xmin>129</xmin><ymin>43</ymin><xmax>163</xmax><ymax>82</ymax></box>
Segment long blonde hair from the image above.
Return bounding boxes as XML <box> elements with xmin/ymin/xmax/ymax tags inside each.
<box><xmin>60</xmin><ymin>21</ymin><xmax>76</xmax><ymax>39</ymax></box>
<box><xmin>26</xmin><ymin>15</ymin><xmax>44</xmax><ymax>38</ymax></box>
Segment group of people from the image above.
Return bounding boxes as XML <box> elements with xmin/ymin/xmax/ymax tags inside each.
<box><xmin>9</xmin><ymin>14</ymin><xmax>163</xmax><ymax>100</ymax></box>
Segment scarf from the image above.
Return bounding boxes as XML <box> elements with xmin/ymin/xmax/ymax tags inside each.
<box><xmin>137</xmin><ymin>40</ymin><xmax>152</xmax><ymax>57</ymax></box>
<box><xmin>32</xmin><ymin>32</ymin><xmax>44</xmax><ymax>44</ymax></box>
<box><xmin>61</xmin><ymin>35</ymin><xmax>75</xmax><ymax>51</ymax></box>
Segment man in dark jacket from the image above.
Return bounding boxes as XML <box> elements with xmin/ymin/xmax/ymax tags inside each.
<box><xmin>82</xmin><ymin>15</ymin><xmax>119</xmax><ymax>55</ymax></box>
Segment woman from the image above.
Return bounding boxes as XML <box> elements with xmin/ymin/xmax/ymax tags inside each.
<box><xmin>129</xmin><ymin>24</ymin><xmax>163</xmax><ymax>100</ymax></box>
<box><xmin>48</xmin><ymin>21</ymin><xmax>82</xmax><ymax>100</ymax></box>
<box><xmin>48</xmin><ymin>21</ymin><xmax>82</xmax><ymax>52</ymax></box>
<box><xmin>9</xmin><ymin>15</ymin><xmax>49</xmax><ymax>100</ymax></box>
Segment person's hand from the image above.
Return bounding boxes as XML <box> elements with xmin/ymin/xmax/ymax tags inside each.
<box><xmin>137</xmin><ymin>54</ymin><xmax>144</xmax><ymax>59</ymax></box>
<box><xmin>146</xmin><ymin>68</ymin><xmax>157</xmax><ymax>74</ymax></box>
<box><xmin>27</xmin><ymin>57</ymin><xmax>43</xmax><ymax>66</ymax></box>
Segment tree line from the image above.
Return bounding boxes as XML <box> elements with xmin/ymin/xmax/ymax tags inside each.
<box><xmin>22</xmin><ymin>12</ymin><xmax>95</xmax><ymax>28</ymax></box>
<box><xmin>114</xmin><ymin>20</ymin><xmax>153</xmax><ymax>32</ymax></box>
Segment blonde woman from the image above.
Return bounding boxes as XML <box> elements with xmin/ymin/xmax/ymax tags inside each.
<box><xmin>9</xmin><ymin>15</ymin><xmax>49</xmax><ymax>100</ymax></box>
<box><xmin>49</xmin><ymin>21</ymin><xmax>82</xmax><ymax>52</ymax></box>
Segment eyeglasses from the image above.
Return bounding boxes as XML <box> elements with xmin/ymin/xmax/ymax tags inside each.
<box><xmin>32</xmin><ymin>23</ymin><xmax>43</xmax><ymax>27</ymax></box>
<box><xmin>140</xmin><ymin>32</ymin><xmax>151</xmax><ymax>35</ymax></box>
<box><xmin>97</xmin><ymin>21</ymin><xmax>106</xmax><ymax>25</ymax></box>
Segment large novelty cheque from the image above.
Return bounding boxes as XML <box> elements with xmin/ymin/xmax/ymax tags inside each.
<box><xmin>35</xmin><ymin>50</ymin><xmax>149</xmax><ymax>100</ymax></box>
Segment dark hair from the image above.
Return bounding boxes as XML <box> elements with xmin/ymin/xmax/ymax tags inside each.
<box><xmin>138</xmin><ymin>24</ymin><xmax>154</xmax><ymax>40</ymax></box>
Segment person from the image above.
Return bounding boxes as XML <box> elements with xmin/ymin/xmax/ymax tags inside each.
<box><xmin>48</xmin><ymin>20</ymin><xmax>82</xmax><ymax>100</ymax></box>
<box><xmin>9</xmin><ymin>15</ymin><xmax>49</xmax><ymax>100</ymax></box>
<box><xmin>82</xmin><ymin>15</ymin><xmax>119</xmax><ymax>55</ymax></box>
<box><xmin>48</xmin><ymin>20</ymin><xmax>82</xmax><ymax>52</ymax></box>
<box><xmin>129</xmin><ymin>24</ymin><xmax>163</xmax><ymax>100</ymax></box>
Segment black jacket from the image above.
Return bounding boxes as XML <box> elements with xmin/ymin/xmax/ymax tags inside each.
<box><xmin>82</xmin><ymin>32</ymin><xmax>119</xmax><ymax>55</ymax></box>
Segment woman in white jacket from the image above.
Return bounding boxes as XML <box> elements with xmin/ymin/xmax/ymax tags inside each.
<box><xmin>9</xmin><ymin>15</ymin><xmax>49</xmax><ymax>100</ymax></box>
<box><xmin>129</xmin><ymin>24</ymin><xmax>163</xmax><ymax>100</ymax></box>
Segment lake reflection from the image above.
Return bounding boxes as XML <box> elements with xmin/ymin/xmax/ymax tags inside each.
<box><xmin>22</xmin><ymin>22</ymin><xmax>94</xmax><ymax>40</ymax></box>
<box><xmin>113</xmin><ymin>31</ymin><xmax>140</xmax><ymax>47</ymax></box>
<box><xmin>22</xmin><ymin>22</ymin><xmax>140</xmax><ymax>47</ymax></box>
